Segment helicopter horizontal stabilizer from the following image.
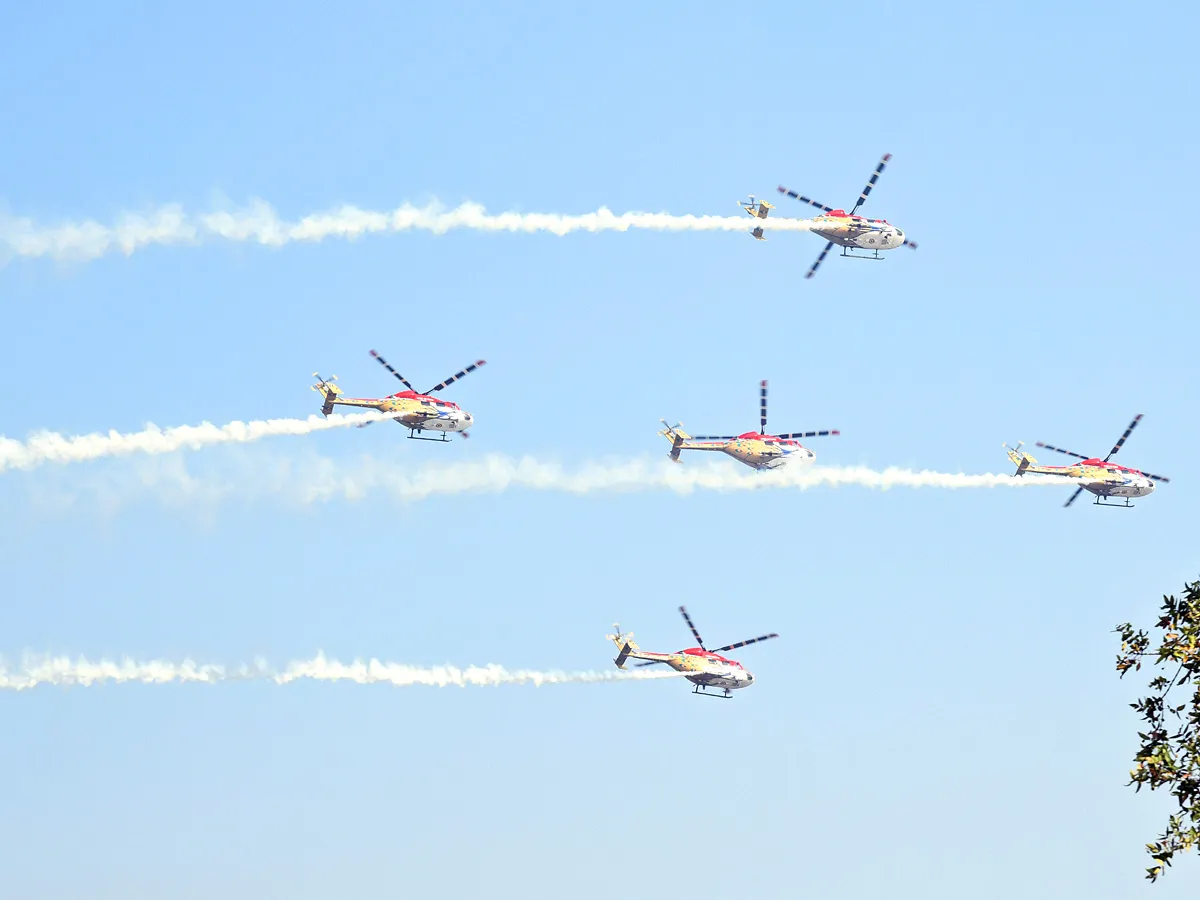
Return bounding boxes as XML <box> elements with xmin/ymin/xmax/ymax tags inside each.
<box><xmin>608</xmin><ymin>627</ymin><xmax>660</xmax><ymax>669</ymax></box>
<box><xmin>311</xmin><ymin>374</ymin><xmax>343</xmax><ymax>416</ymax></box>
<box><xmin>614</xmin><ymin>642</ymin><xmax>634</xmax><ymax>669</ymax></box>
<box><xmin>1004</xmin><ymin>442</ymin><xmax>1036</xmax><ymax>475</ymax></box>
<box><xmin>658</xmin><ymin>421</ymin><xmax>691</xmax><ymax>462</ymax></box>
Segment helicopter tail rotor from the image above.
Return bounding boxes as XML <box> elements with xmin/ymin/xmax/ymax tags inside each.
<box><xmin>1003</xmin><ymin>441</ymin><xmax>1036</xmax><ymax>475</ymax></box>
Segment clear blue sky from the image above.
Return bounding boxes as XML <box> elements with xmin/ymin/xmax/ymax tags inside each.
<box><xmin>2</xmin><ymin>1</ymin><xmax>1198</xmax><ymax>897</ymax></box>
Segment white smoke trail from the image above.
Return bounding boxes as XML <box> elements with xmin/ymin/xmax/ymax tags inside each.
<box><xmin>236</xmin><ymin>454</ymin><xmax>1070</xmax><ymax>505</ymax></box>
<box><xmin>0</xmin><ymin>651</ymin><xmax>687</xmax><ymax>691</ymax></box>
<box><xmin>0</xmin><ymin>412</ymin><xmax>1068</xmax><ymax>496</ymax></box>
<box><xmin>0</xmin><ymin>410</ymin><xmax>394</xmax><ymax>473</ymax></box>
<box><xmin>9</xmin><ymin>452</ymin><xmax>1071</xmax><ymax>520</ymax></box>
<box><xmin>0</xmin><ymin>198</ymin><xmax>818</xmax><ymax>262</ymax></box>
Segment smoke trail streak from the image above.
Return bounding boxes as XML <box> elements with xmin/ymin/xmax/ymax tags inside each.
<box><xmin>230</xmin><ymin>454</ymin><xmax>1070</xmax><ymax>505</ymax></box>
<box><xmin>0</xmin><ymin>410</ymin><xmax>394</xmax><ymax>473</ymax></box>
<box><xmin>0</xmin><ymin>199</ymin><xmax>818</xmax><ymax>262</ymax></box>
<box><xmin>8</xmin><ymin>452</ymin><xmax>1071</xmax><ymax>521</ymax></box>
<box><xmin>0</xmin><ymin>651</ymin><xmax>687</xmax><ymax>691</ymax></box>
<box><xmin>0</xmin><ymin>410</ymin><xmax>1069</xmax><ymax>496</ymax></box>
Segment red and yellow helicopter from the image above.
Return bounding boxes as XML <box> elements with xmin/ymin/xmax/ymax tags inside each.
<box><xmin>1004</xmin><ymin>414</ymin><xmax>1170</xmax><ymax>508</ymax></box>
<box><xmin>311</xmin><ymin>350</ymin><xmax>486</xmax><ymax>441</ymax></box>
<box><xmin>658</xmin><ymin>380</ymin><xmax>839</xmax><ymax>471</ymax></box>
<box><xmin>607</xmin><ymin>606</ymin><xmax>778</xmax><ymax>699</ymax></box>
<box><xmin>744</xmin><ymin>152</ymin><xmax>917</xmax><ymax>279</ymax></box>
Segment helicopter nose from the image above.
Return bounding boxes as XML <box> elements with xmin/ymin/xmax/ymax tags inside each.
<box><xmin>782</xmin><ymin>448</ymin><xmax>815</xmax><ymax>464</ymax></box>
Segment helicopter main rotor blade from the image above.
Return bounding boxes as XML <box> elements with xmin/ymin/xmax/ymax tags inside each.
<box><xmin>690</xmin><ymin>436</ymin><xmax>738</xmax><ymax>441</ymax></box>
<box><xmin>426</xmin><ymin>359</ymin><xmax>487</xmax><ymax>394</ymax></box>
<box><xmin>1144</xmin><ymin>472</ymin><xmax>1171</xmax><ymax>483</ymax></box>
<box><xmin>678</xmin><ymin>606</ymin><xmax>705</xmax><ymax>650</ymax></box>
<box><xmin>711</xmin><ymin>633</ymin><xmax>779</xmax><ymax>654</ymax></box>
<box><xmin>1104</xmin><ymin>414</ymin><xmax>1143</xmax><ymax>461</ymax></box>
<box><xmin>633</xmin><ymin>660</ymin><xmax>667</xmax><ymax>667</ymax></box>
<box><xmin>370</xmin><ymin>349</ymin><xmax>415</xmax><ymax>391</ymax></box>
<box><xmin>849</xmin><ymin>153</ymin><xmax>891</xmax><ymax>216</ymax></box>
<box><xmin>1035</xmin><ymin>442</ymin><xmax>1090</xmax><ymax>461</ymax></box>
<box><xmin>805</xmin><ymin>241</ymin><xmax>835</xmax><ymax>280</ymax></box>
<box><xmin>760</xmin><ymin>380</ymin><xmax>768</xmax><ymax>433</ymax></box>
<box><xmin>776</xmin><ymin>185</ymin><xmax>835</xmax><ymax>213</ymax></box>
<box><xmin>777</xmin><ymin>429</ymin><xmax>840</xmax><ymax>439</ymax></box>
<box><xmin>1063</xmin><ymin>485</ymin><xmax>1086</xmax><ymax>508</ymax></box>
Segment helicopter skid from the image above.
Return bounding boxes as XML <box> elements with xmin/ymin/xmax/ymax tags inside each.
<box><xmin>407</xmin><ymin>431</ymin><xmax>452</xmax><ymax>442</ymax></box>
<box><xmin>840</xmin><ymin>247</ymin><xmax>886</xmax><ymax>261</ymax></box>
<box><xmin>1093</xmin><ymin>496</ymin><xmax>1135</xmax><ymax>508</ymax></box>
<box><xmin>692</xmin><ymin>683</ymin><xmax>733</xmax><ymax>699</ymax></box>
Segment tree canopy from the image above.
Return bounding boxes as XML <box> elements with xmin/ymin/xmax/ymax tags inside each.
<box><xmin>1115</xmin><ymin>578</ymin><xmax>1200</xmax><ymax>882</ymax></box>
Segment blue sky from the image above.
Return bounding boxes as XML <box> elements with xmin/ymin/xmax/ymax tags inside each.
<box><xmin>2</xmin><ymin>1</ymin><xmax>1199</xmax><ymax>897</ymax></box>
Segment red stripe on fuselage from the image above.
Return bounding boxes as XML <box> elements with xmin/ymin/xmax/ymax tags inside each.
<box><xmin>387</xmin><ymin>390</ymin><xmax>461</xmax><ymax>409</ymax></box>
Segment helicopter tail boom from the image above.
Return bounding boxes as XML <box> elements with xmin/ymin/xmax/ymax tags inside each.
<box><xmin>606</xmin><ymin>628</ymin><xmax>675</xmax><ymax>669</ymax></box>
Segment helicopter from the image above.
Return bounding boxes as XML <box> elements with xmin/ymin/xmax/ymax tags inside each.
<box><xmin>658</xmin><ymin>380</ymin><xmax>839</xmax><ymax>470</ymax></box>
<box><xmin>1003</xmin><ymin>414</ymin><xmax>1170</xmax><ymax>508</ymax></box>
<box><xmin>768</xmin><ymin>152</ymin><xmax>917</xmax><ymax>279</ymax></box>
<box><xmin>607</xmin><ymin>605</ymin><xmax>778</xmax><ymax>699</ymax></box>
<box><xmin>311</xmin><ymin>349</ymin><xmax>486</xmax><ymax>441</ymax></box>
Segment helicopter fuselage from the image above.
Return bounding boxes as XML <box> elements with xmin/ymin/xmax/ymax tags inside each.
<box><xmin>636</xmin><ymin>647</ymin><xmax>756</xmax><ymax>691</ymax></box>
<box><xmin>669</xmin><ymin>432</ymin><xmax>816</xmax><ymax>471</ymax></box>
<box><xmin>369</xmin><ymin>391</ymin><xmax>474</xmax><ymax>432</ymax></box>
<box><xmin>715</xmin><ymin>434</ymin><xmax>816</xmax><ymax>470</ymax></box>
<box><xmin>809</xmin><ymin>211</ymin><xmax>908</xmax><ymax>250</ymax></box>
<box><xmin>1030</xmin><ymin>460</ymin><xmax>1156</xmax><ymax>499</ymax></box>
